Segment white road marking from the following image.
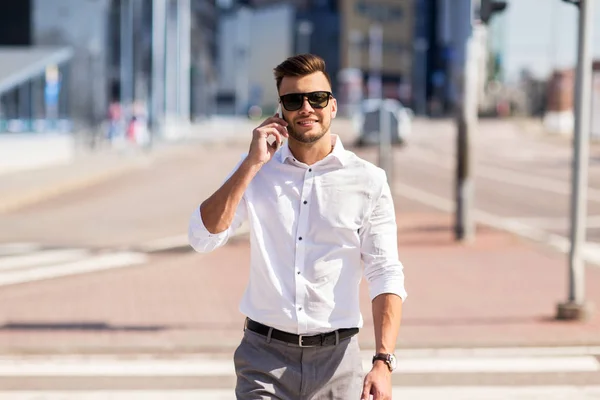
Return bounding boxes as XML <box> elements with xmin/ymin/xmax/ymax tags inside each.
<box><xmin>384</xmin><ymin>356</ymin><xmax>599</xmax><ymax>374</ymax></box>
<box><xmin>4</xmin><ymin>387</ymin><xmax>600</xmax><ymax>400</ymax></box>
<box><xmin>136</xmin><ymin>234</ymin><xmax>189</xmax><ymax>253</ymax></box>
<box><xmin>393</xmin><ymin>182</ymin><xmax>600</xmax><ymax>267</ymax></box>
<box><xmin>0</xmin><ymin>354</ymin><xmax>597</xmax><ymax>377</ymax></box>
<box><xmin>138</xmin><ymin>223</ymin><xmax>249</xmax><ymax>253</ymax></box>
<box><xmin>505</xmin><ymin>215</ymin><xmax>600</xmax><ymax>230</ymax></box>
<box><xmin>0</xmin><ymin>252</ymin><xmax>147</xmax><ymax>287</ymax></box>
<box><xmin>0</xmin><ymin>242</ymin><xmax>42</xmax><ymax>257</ymax></box>
<box><xmin>373</xmin><ymin>345</ymin><xmax>600</xmax><ymax>358</ymax></box>
<box><xmin>0</xmin><ymin>249</ymin><xmax>89</xmax><ymax>271</ymax></box>
<box><xmin>406</xmin><ymin>146</ymin><xmax>600</xmax><ymax>202</ymax></box>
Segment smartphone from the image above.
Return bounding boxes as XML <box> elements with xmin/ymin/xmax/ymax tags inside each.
<box><xmin>275</xmin><ymin>104</ymin><xmax>286</xmax><ymax>149</ymax></box>
<box><xmin>266</xmin><ymin>104</ymin><xmax>283</xmax><ymax>149</ymax></box>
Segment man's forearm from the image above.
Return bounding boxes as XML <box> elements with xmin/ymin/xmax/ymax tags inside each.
<box><xmin>372</xmin><ymin>293</ymin><xmax>403</xmax><ymax>354</ymax></box>
<box><xmin>200</xmin><ymin>159</ymin><xmax>261</xmax><ymax>234</ymax></box>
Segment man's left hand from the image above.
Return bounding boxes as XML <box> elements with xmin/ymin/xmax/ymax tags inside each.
<box><xmin>360</xmin><ymin>362</ymin><xmax>392</xmax><ymax>400</ymax></box>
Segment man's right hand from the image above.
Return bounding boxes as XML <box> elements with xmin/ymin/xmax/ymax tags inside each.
<box><xmin>246</xmin><ymin>114</ymin><xmax>289</xmax><ymax>167</ymax></box>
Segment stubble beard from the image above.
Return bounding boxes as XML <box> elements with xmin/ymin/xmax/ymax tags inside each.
<box><xmin>286</xmin><ymin>119</ymin><xmax>331</xmax><ymax>144</ymax></box>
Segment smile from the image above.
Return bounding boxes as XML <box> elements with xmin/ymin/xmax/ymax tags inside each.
<box><xmin>297</xmin><ymin>120</ymin><xmax>318</xmax><ymax>126</ymax></box>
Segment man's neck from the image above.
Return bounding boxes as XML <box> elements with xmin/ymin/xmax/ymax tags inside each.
<box><xmin>288</xmin><ymin>133</ymin><xmax>335</xmax><ymax>166</ymax></box>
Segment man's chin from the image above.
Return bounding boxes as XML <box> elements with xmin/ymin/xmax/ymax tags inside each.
<box><xmin>289</xmin><ymin>130</ymin><xmax>326</xmax><ymax>144</ymax></box>
<box><xmin>289</xmin><ymin>124</ymin><xmax>330</xmax><ymax>143</ymax></box>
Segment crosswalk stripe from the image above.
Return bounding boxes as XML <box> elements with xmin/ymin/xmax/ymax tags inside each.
<box><xmin>0</xmin><ymin>249</ymin><xmax>89</xmax><ymax>271</ymax></box>
<box><xmin>1</xmin><ymin>354</ymin><xmax>597</xmax><ymax>376</ymax></box>
<box><xmin>0</xmin><ymin>242</ymin><xmax>41</xmax><ymax>257</ymax></box>
<box><xmin>0</xmin><ymin>251</ymin><xmax>147</xmax><ymax>287</ymax></box>
<box><xmin>3</xmin><ymin>386</ymin><xmax>600</xmax><ymax>400</ymax></box>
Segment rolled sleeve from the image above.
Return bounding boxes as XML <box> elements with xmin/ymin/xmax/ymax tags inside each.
<box><xmin>188</xmin><ymin>207</ymin><xmax>232</xmax><ymax>253</ymax></box>
<box><xmin>360</xmin><ymin>173</ymin><xmax>407</xmax><ymax>302</ymax></box>
<box><xmin>188</xmin><ymin>157</ymin><xmax>249</xmax><ymax>253</ymax></box>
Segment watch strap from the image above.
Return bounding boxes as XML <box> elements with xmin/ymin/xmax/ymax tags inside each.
<box><xmin>372</xmin><ymin>353</ymin><xmax>393</xmax><ymax>371</ymax></box>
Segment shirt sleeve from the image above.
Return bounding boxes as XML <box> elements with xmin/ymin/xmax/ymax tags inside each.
<box><xmin>360</xmin><ymin>171</ymin><xmax>407</xmax><ymax>302</ymax></box>
<box><xmin>187</xmin><ymin>158</ymin><xmax>249</xmax><ymax>253</ymax></box>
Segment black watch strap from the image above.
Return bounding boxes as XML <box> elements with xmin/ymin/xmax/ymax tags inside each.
<box><xmin>372</xmin><ymin>353</ymin><xmax>392</xmax><ymax>370</ymax></box>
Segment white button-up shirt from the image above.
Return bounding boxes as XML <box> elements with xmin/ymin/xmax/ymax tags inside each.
<box><xmin>189</xmin><ymin>135</ymin><xmax>407</xmax><ymax>335</ymax></box>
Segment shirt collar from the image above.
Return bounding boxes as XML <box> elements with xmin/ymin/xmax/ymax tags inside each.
<box><xmin>280</xmin><ymin>134</ymin><xmax>347</xmax><ymax>167</ymax></box>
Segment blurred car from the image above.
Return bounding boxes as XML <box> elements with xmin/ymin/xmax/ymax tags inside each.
<box><xmin>354</xmin><ymin>98</ymin><xmax>413</xmax><ymax>147</ymax></box>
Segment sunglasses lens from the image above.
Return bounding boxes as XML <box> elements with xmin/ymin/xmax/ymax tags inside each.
<box><xmin>281</xmin><ymin>94</ymin><xmax>303</xmax><ymax>111</ymax></box>
<box><xmin>307</xmin><ymin>92</ymin><xmax>330</xmax><ymax>108</ymax></box>
<box><xmin>280</xmin><ymin>91</ymin><xmax>331</xmax><ymax>111</ymax></box>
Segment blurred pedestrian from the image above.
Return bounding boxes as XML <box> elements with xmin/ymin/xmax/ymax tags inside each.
<box><xmin>125</xmin><ymin>101</ymin><xmax>149</xmax><ymax>146</ymax></box>
<box><xmin>106</xmin><ymin>100</ymin><xmax>122</xmax><ymax>144</ymax></box>
<box><xmin>189</xmin><ymin>54</ymin><xmax>407</xmax><ymax>400</ymax></box>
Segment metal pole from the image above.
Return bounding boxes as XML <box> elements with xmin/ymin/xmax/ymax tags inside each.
<box><xmin>454</xmin><ymin>0</ymin><xmax>476</xmax><ymax>242</ymax></box>
<box><xmin>121</xmin><ymin>0</ymin><xmax>134</xmax><ymax>121</ymax></box>
<box><xmin>557</xmin><ymin>0</ymin><xmax>595</xmax><ymax>321</ymax></box>
<box><xmin>369</xmin><ymin>23</ymin><xmax>393</xmax><ymax>184</ymax></box>
<box><xmin>378</xmin><ymin>100</ymin><xmax>393</xmax><ymax>185</ymax></box>
<box><xmin>178</xmin><ymin>0</ymin><xmax>191</xmax><ymax>122</ymax></box>
<box><xmin>235</xmin><ymin>7</ymin><xmax>251</xmax><ymax>117</ymax></box>
<box><xmin>151</xmin><ymin>0</ymin><xmax>166</xmax><ymax>138</ymax></box>
<box><xmin>413</xmin><ymin>37</ymin><xmax>429</xmax><ymax>116</ymax></box>
<box><xmin>368</xmin><ymin>24</ymin><xmax>383</xmax><ymax>100</ymax></box>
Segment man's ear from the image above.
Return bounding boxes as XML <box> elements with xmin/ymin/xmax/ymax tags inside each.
<box><xmin>331</xmin><ymin>97</ymin><xmax>337</xmax><ymax>119</ymax></box>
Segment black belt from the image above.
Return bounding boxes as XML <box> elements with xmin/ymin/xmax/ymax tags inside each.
<box><xmin>245</xmin><ymin>318</ymin><xmax>359</xmax><ymax>347</ymax></box>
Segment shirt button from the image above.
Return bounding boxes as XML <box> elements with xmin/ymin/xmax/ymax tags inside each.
<box><xmin>308</xmin><ymin>168</ymin><xmax>312</xmax><ymax>172</ymax></box>
<box><xmin>298</xmin><ymin>237</ymin><xmax>302</xmax><ymax>241</ymax></box>
<box><xmin>298</xmin><ymin>307</ymin><xmax>303</xmax><ymax>311</ymax></box>
<box><xmin>297</xmin><ymin>271</ymin><xmax>301</xmax><ymax>275</ymax></box>
<box><xmin>303</xmin><ymin>200</ymin><xmax>307</xmax><ymax>205</ymax></box>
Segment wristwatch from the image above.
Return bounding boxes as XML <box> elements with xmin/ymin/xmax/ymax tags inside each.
<box><xmin>372</xmin><ymin>353</ymin><xmax>397</xmax><ymax>372</ymax></box>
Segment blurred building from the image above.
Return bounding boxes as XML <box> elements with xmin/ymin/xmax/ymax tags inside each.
<box><xmin>214</xmin><ymin>0</ymin><xmax>339</xmax><ymax>116</ymax></box>
<box><xmin>216</xmin><ymin>4</ymin><xmax>296</xmax><ymax>115</ymax></box>
<box><xmin>544</xmin><ymin>61</ymin><xmax>600</xmax><ymax>138</ymax></box>
<box><xmin>340</xmin><ymin>0</ymin><xmax>414</xmax><ymax>101</ymax></box>
<box><xmin>0</xmin><ymin>0</ymin><xmax>218</xmax><ymax>137</ymax></box>
<box><xmin>0</xmin><ymin>1</ymin><xmax>73</xmax><ymax>133</ymax></box>
<box><xmin>215</xmin><ymin>0</ymin><xmax>420</xmax><ymax>115</ymax></box>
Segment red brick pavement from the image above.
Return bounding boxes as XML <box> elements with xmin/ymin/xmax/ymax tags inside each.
<box><xmin>0</xmin><ymin>209</ymin><xmax>599</xmax><ymax>355</ymax></box>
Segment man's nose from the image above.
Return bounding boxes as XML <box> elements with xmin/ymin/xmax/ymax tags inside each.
<box><xmin>298</xmin><ymin>96</ymin><xmax>315</xmax><ymax>113</ymax></box>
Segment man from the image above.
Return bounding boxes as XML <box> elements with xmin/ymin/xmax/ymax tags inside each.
<box><xmin>189</xmin><ymin>54</ymin><xmax>406</xmax><ymax>400</ymax></box>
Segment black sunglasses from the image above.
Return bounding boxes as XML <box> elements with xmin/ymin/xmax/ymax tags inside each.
<box><xmin>279</xmin><ymin>91</ymin><xmax>333</xmax><ymax>111</ymax></box>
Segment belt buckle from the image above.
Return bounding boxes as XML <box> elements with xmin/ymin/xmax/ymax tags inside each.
<box><xmin>298</xmin><ymin>334</ymin><xmax>318</xmax><ymax>347</ymax></box>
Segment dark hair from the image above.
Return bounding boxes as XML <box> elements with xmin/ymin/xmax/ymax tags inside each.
<box><xmin>273</xmin><ymin>54</ymin><xmax>332</xmax><ymax>91</ymax></box>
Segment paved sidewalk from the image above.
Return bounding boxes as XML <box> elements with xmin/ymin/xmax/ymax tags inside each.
<box><xmin>0</xmin><ymin>206</ymin><xmax>599</xmax><ymax>355</ymax></box>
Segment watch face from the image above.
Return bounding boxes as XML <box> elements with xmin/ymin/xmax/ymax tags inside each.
<box><xmin>389</xmin><ymin>354</ymin><xmax>397</xmax><ymax>371</ymax></box>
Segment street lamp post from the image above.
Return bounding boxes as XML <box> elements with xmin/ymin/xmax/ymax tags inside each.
<box><xmin>557</xmin><ymin>0</ymin><xmax>595</xmax><ymax>321</ymax></box>
<box><xmin>367</xmin><ymin>24</ymin><xmax>383</xmax><ymax>100</ymax></box>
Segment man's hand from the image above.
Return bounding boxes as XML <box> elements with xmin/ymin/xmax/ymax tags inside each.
<box><xmin>246</xmin><ymin>114</ymin><xmax>288</xmax><ymax>166</ymax></box>
<box><xmin>361</xmin><ymin>361</ymin><xmax>392</xmax><ymax>400</ymax></box>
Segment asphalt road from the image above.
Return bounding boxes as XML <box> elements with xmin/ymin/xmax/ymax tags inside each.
<box><xmin>393</xmin><ymin>119</ymin><xmax>600</xmax><ymax>245</ymax></box>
